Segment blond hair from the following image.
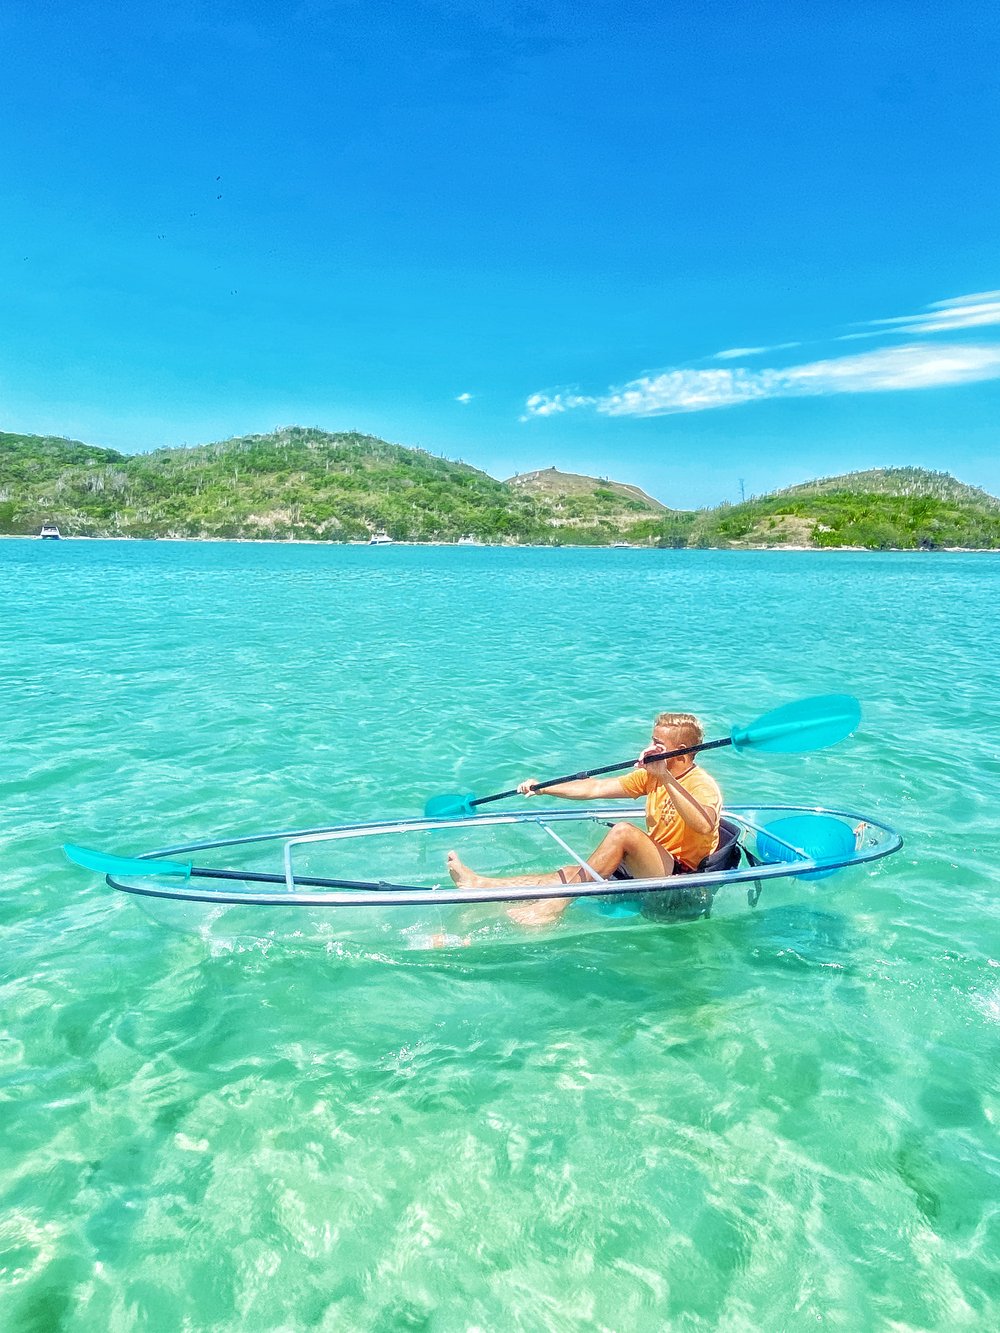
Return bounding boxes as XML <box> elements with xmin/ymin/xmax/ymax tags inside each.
<box><xmin>654</xmin><ymin>712</ymin><xmax>704</xmax><ymax>750</ymax></box>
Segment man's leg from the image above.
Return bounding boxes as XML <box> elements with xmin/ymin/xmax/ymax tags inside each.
<box><xmin>446</xmin><ymin>823</ymin><xmax>673</xmax><ymax>927</ymax></box>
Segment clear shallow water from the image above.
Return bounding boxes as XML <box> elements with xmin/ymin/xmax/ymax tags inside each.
<box><xmin>1</xmin><ymin>539</ymin><xmax>998</xmax><ymax>1331</ymax></box>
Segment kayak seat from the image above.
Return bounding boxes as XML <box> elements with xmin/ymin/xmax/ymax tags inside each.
<box><xmin>697</xmin><ymin>817</ymin><xmax>742</xmax><ymax>873</ymax></box>
<box><xmin>581</xmin><ymin>816</ymin><xmax>744</xmax><ymax>922</ymax></box>
<box><xmin>639</xmin><ymin>818</ymin><xmax>744</xmax><ymax>923</ymax></box>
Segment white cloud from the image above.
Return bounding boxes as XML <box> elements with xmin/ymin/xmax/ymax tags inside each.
<box><xmin>523</xmin><ymin>342</ymin><xmax>1000</xmax><ymax>420</ymax></box>
<box><xmin>928</xmin><ymin>289</ymin><xmax>1000</xmax><ymax>308</ymax></box>
<box><xmin>521</xmin><ymin>391</ymin><xmax>595</xmax><ymax>419</ymax></box>
<box><xmin>455</xmin><ymin>392</ymin><xmax>474</xmax><ymax>404</ymax></box>
<box><xmin>860</xmin><ymin>289</ymin><xmax>1000</xmax><ymax>336</ymax></box>
<box><xmin>714</xmin><ymin>341</ymin><xmax>800</xmax><ymax>360</ymax></box>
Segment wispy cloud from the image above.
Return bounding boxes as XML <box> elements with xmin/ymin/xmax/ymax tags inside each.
<box><xmin>524</xmin><ymin>343</ymin><xmax>1000</xmax><ymax>420</ymax></box>
<box><xmin>455</xmin><ymin>392</ymin><xmax>474</xmax><ymax>404</ymax></box>
<box><xmin>713</xmin><ymin>341</ymin><xmax>800</xmax><ymax>360</ymax></box>
<box><xmin>858</xmin><ymin>289</ymin><xmax>1000</xmax><ymax>336</ymax></box>
<box><xmin>522</xmin><ymin>391</ymin><xmax>595</xmax><ymax>418</ymax></box>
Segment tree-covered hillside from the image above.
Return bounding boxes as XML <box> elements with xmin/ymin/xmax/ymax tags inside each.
<box><xmin>0</xmin><ymin>432</ymin><xmax>126</xmax><ymax>485</ymax></box>
<box><xmin>0</xmin><ymin>428</ymin><xmax>635</xmax><ymax>543</ymax></box>
<box><xmin>633</xmin><ymin>474</ymin><xmax>1000</xmax><ymax>550</ymax></box>
<box><xmin>2</xmin><ymin>429</ymin><xmax>999</xmax><ymax>548</ymax></box>
<box><xmin>742</xmin><ymin>482</ymin><xmax>998</xmax><ymax>549</ymax></box>
<box><xmin>773</xmin><ymin>467</ymin><xmax>1000</xmax><ymax>509</ymax></box>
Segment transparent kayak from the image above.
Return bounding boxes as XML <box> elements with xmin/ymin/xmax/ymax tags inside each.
<box><xmin>70</xmin><ymin>804</ymin><xmax>902</xmax><ymax>947</ymax></box>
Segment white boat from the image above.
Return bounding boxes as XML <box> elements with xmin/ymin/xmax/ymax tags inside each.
<box><xmin>457</xmin><ymin>535</ymin><xmax>480</xmax><ymax>546</ymax></box>
<box><xmin>65</xmin><ymin>803</ymin><xmax>902</xmax><ymax>951</ymax></box>
<box><xmin>39</xmin><ymin>524</ymin><xmax>61</xmax><ymax>539</ymax></box>
<box><xmin>368</xmin><ymin>531</ymin><xmax>393</xmax><ymax>545</ymax></box>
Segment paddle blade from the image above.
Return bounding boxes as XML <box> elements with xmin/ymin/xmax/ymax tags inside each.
<box><xmin>423</xmin><ymin>793</ymin><xmax>477</xmax><ymax>819</ymax></box>
<box><xmin>63</xmin><ymin>844</ymin><xmax>192</xmax><ymax>879</ymax></box>
<box><xmin>730</xmin><ymin>694</ymin><xmax>861</xmax><ymax>754</ymax></box>
<box><xmin>755</xmin><ymin>815</ymin><xmax>858</xmax><ymax>881</ymax></box>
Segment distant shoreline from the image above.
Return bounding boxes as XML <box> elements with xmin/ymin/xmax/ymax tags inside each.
<box><xmin>4</xmin><ymin>534</ymin><xmax>998</xmax><ymax>553</ymax></box>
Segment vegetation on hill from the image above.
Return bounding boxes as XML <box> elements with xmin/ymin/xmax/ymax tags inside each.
<box><xmin>633</xmin><ymin>469</ymin><xmax>1000</xmax><ymax>550</ymax></box>
<box><xmin>0</xmin><ymin>432</ymin><xmax>126</xmax><ymax>484</ymax></box>
<box><xmin>773</xmin><ymin>467</ymin><xmax>1000</xmax><ymax>509</ymax></box>
<box><xmin>505</xmin><ymin>466</ymin><xmax>666</xmax><ymax>522</ymax></box>
<box><xmin>2</xmin><ymin>430</ymin><xmax>998</xmax><ymax>549</ymax></box>
<box><xmin>0</xmin><ymin>428</ymin><xmax>610</xmax><ymax>544</ymax></box>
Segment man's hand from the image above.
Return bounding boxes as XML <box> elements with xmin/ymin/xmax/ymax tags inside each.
<box><xmin>517</xmin><ymin>779</ymin><xmax>541</xmax><ymax>796</ymax></box>
<box><xmin>638</xmin><ymin>745</ymin><xmax>666</xmax><ymax>768</ymax></box>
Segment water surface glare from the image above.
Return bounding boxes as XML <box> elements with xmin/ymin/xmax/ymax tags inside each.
<box><xmin>1</xmin><ymin>540</ymin><xmax>998</xmax><ymax>1330</ymax></box>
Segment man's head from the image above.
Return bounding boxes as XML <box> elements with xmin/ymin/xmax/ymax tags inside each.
<box><xmin>646</xmin><ymin>713</ymin><xmax>705</xmax><ymax>774</ymax></box>
<box><xmin>652</xmin><ymin>712</ymin><xmax>704</xmax><ymax>753</ymax></box>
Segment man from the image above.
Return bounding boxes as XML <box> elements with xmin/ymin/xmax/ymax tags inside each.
<box><xmin>446</xmin><ymin>712</ymin><xmax>722</xmax><ymax>926</ymax></box>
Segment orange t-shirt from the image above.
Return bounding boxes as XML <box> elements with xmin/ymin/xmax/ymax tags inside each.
<box><xmin>619</xmin><ymin>764</ymin><xmax>722</xmax><ymax>869</ymax></box>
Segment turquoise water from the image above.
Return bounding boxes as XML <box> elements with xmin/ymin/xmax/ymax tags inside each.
<box><xmin>2</xmin><ymin>539</ymin><xmax>998</xmax><ymax>1331</ymax></box>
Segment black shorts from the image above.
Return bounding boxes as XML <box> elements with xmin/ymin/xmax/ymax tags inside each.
<box><xmin>610</xmin><ymin>858</ymin><xmax>694</xmax><ymax>881</ymax></box>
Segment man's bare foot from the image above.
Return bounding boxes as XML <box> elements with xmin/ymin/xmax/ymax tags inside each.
<box><xmin>507</xmin><ymin>897</ymin><xmax>570</xmax><ymax>928</ymax></box>
<box><xmin>446</xmin><ymin>851</ymin><xmax>488</xmax><ymax>888</ymax></box>
<box><xmin>427</xmin><ymin>932</ymin><xmax>473</xmax><ymax>949</ymax></box>
<box><xmin>853</xmin><ymin>821</ymin><xmax>869</xmax><ymax>850</ymax></box>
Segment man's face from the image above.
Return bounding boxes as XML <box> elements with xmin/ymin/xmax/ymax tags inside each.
<box><xmin>649</xmin><ymin>726</ymin><xmax>681</xmax><ymax>762</ymax></box>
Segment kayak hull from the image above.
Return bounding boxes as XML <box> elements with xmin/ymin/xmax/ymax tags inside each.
<box><xmin>86</xmin><ymin>803</ymin><xmax>902</xmax><ymax>951</ymax></box>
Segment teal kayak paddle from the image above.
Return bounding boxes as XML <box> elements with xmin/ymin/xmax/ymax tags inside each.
<box><xmin>62</xmin><ymin>844</ymin><xmax>412</xmax><ymax>893</ymax></box>
<box><xmin>424</xmin><ymin>693</ymin><xmax>862</xmax><ymax>819</ymax></box>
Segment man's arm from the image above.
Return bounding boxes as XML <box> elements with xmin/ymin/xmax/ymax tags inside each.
<box><xmin>656</xmin><ymin>771</ymin><xmax>718</xmax><ymax>834</ymax></box>
<box><xmin>518</xmin><ymin>776</ymin><xmax>633</xmax><ymax>800</ymax></box>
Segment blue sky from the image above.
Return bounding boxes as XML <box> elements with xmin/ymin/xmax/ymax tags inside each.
<box><xmin>2</xmin><ymin>1</ymin><xmax>999</xmax><ymax>507</ymax></box>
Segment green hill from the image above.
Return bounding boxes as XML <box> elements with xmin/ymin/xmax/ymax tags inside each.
<box><xmin>0</xmin><ymin>427</ymin><xmax>636</xmax><ymax>544</ymax></box>
<box><xmin>0</xmin><ymin>431</ymin><xmax>126</xmax><ymax>484</ymax></box>
<box><xmin>505</xmin><ymin>466</ymin><xmax>667</xmax><ymax>520</ymax></box>
<box><xmin>670</xmin><ymin>469</ymin><xmax>1000</xmax><ymax>550</ymax></box>
<box><xmin>772</xmin><ymin>466</ymin><xmax>1000</xmax><ymax>509</ymax></box>
<box><xmin>2</xmin><ymin>430</ymin><xmax>998</xmax><ymax>549</ymax></box>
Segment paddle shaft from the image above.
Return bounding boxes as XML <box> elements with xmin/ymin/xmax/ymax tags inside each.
<box><xmin>469</xmin><ymin>735</ymin><xmax>734</xmax><ymax>809</ymax></box>
<box><xmin>150</xmin><ymin>865</ymin><xmax>411</xmax><ymax>893</ymax></box>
